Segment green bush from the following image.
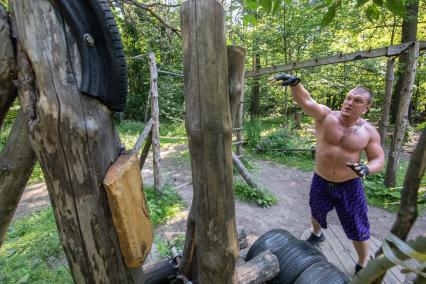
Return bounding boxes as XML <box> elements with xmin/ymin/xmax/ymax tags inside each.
<box><xmin>245</xmin><ymin>119</ymin><xmax>262</xmax><ymax>147</ymax></box>
<box><xmin>233</xmin><ymin>181</ymin><xmax>277</xmax><ymax>207</ymax></box>
<box><xmin>144</xmin><ymin>185</ymin><xmax>186</xmax><ymax>226</ymax></box>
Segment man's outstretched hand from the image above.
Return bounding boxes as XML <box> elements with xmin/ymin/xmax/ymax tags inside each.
<box><xmin>346</xmin><ymin>162</ymin><xmax>370</xmax><ymax>178</ymax></box>
<box><xmin>268</xmin><ymin>73</ymin><xmax>301</xmax><ymax>87</ymax></box>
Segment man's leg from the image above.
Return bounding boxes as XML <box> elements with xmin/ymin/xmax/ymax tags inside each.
<box><xmin>311</xmin><ymin>216</ymin><xmax>322</xmax><ymax>235</ymax></box>
<box><xmin>352</xmin><ymin>240</ymin><xmax>369</xmax><ymax>267</ymax></box>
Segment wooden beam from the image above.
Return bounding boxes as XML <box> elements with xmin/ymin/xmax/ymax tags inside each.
<box><xmin>245</xmin><ymin>41</ymin><xmax>426</xmax><ymax>78</ymax></box>
<box><xmin>385</xmin><ymin>42</ymin><xmax>420</xmax><ymax>187</ymax></box>
<box><xmin>133</xmin><ymin>118</ymin><xmax>153</xmax><ymax>153</ymax></box>
<box><xmin>148</xmin><ymin>52</ymin><xmax>162</xmax><ymax>192</ymax></box>
<box><xmin>378</xmin><ymin>58</ymin><xmax>396</xmax><ymax>148</ymax></box>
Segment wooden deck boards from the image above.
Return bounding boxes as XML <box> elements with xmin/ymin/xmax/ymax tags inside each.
<box><xmin>301</xmin><ymin>225</ymin><xmax>406</xmax><ymax>283</ymax></box>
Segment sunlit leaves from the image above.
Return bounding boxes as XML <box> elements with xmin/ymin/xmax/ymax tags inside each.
<box><xmin>366</xmin><ymin>4</ymin><xmax>381</xmax><ymax>21</ymax></box>
<box><xmin>260</xmin><ymin>0</ymin><xmax>272</xmax><ymax>13</ymax></box>
<box><xmin>384</xmin><ymin>0</ymin><xmax>406</xmax><ymax>17</ymax></box>
<box><xmin>243</xmin><ymin>14</ymin><xmax>257</xmax><ymax>26</ymax></box>
<box><xmin>320</xmin><ymin>0</ymin><xmax>341</xmax><ymax>27</ymax></box>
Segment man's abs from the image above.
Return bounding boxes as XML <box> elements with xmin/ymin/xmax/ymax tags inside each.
<box><xmin>315</xmin><ymin>144</ymin><xmax>361</xmax><ymax>182</ymax></box>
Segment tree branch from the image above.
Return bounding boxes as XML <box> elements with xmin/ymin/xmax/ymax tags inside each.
<box><xmin>122</xmin><ymin>0</ymin><xmax>181</xmax><ymax>38</ymax></box>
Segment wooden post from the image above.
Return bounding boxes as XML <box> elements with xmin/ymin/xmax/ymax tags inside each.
<box><xmin>11</xmin><ymin>1</ymin><xmax>143</xmax><ymax>282</ymax></box>
<box><xmin>227</xmin><ymin>45</ymin><xmax>247</xmax><ymax>157</ymax></box>
<box><xmin>384</xmin><ymin>42</ymin><xmax>419</xmax><ymax>187</ymax></box>
<box><xmin>148</xmin><ymin>52</ymin><xmax>162</xmax><ymax>192</ymax></box>
<box><xmin>0</xmin><ymin>5</ymin><xmax>16</xmax><ymax>129</ymax></box>
<box><xmin>181</xmin><ymin>0</ymin><xmax>239</xmax><ymax>282</ymax></box>
<box><xmin>378</xmin><ymin>58</ymin><xmax>396</xmax><ymax>148</ymax></box>
<box><xmin>0</xmin><ymin>112</ymin><xmax>37</xmax><ymax>247</ymax></box>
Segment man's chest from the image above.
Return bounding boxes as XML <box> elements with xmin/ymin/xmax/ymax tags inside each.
<box><xmin>318</xmin><ymin>120</ymin><xmax>369</xmax><ymax>152</ymax></box>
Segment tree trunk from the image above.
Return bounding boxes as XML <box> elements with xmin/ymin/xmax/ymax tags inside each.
<box><xmin>236</xmin><ymin>250</ymin><xmax>279</xmax><ymax>284</ymax></box>
<box><xmin>250</xmin><ymin>54</ymin><xmax>260</xmax><ymax>120</ymax></box>
<box><xmin>389</xmin><ymin>0</ymin><xmax>419</xmax><ymax>123</ymax></box>
<box><xmin>148</xmin><ymin>52</ymin><xmax>162</xmax><ymax>192</ymax></box>
<box><xmin>0</xmin><ymin>5</ymin><xmax>17</xmax><ymax>129</ymax></box>
<box><xmin>378</xmin><ymin>58</ymin><xmax>396</xmax><ymax>148</ymax></box>
<box><xmin>181</xmin><ymin>1</ymin><xmax>239</xmax><ymax>282</ymax></box>
<box><xmin>384</xmin><ymin>42</ymin><xmax>419</xmax><ymax>187</ymax></box>
<box><xmin>0</xmin><ymin>111</ymin><xmax>37</xmax><ymax>247</ymax></box>
<box><xmin>10</xmin><ymin>1</ymin><xmax>143</xmax><ymax>282</ymax></box>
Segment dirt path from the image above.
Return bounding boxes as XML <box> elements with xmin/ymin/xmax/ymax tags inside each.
<box><xmin>15</xmin><ymin>144</ymin><xmax>426</xmax><ymax>244</ymax></box>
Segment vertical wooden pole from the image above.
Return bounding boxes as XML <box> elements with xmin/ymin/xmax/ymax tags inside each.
<box><xmin>11</xmin><ymin>1</ymin><xmax>143</xmax><ymax>282</ymax></box>
<box><xmin>148</xmin><ymin>52</ymin><xmax>162</xmax><ymax>192</ymax></box>
<box><xmin>384</xmin><ymin>42</ymin><xmax>419</xmax><ymax>187</ymax></box>
<box><xmin>227</xmin><ymin>45</ymin><xmax>246</xmax><ymax>156</ymax></box>
<box><xmin>181</xmin><ymin>1</ymin><xmax>239</xmax><ymax>282</ymax></box>
<box><xmin>379</xmin><ymin>57</ymin><xmax>396</xmax><ymax>148</ymax></box>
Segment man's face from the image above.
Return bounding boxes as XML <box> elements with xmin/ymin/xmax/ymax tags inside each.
<box><xmin>340</xmin><ymin>89</ymin><xmax>370</xmax><ymax>118</ymax></box>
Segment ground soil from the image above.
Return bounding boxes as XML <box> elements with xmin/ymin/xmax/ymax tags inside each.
<box><xmin>15</xmin><ymin>143</ymin><xmax>426</xmax><ymax>250</ymax></box>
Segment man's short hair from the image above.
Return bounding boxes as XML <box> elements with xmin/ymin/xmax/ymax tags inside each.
<box><xmin>352</xmin><ymin>86</ymin><xmax>373</xmax><ymax>104</ymax></box>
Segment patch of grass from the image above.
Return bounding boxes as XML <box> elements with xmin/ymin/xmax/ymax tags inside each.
<box><xmin>154</xmin><ymin>233</ymin><xmax>185</xmax><ymax>258</ymax></box>
<box><xmin>28</xmin><ymin>162</ymin><xmax>44</xmax><ymax>185</ymax></box>
<box><xmin>145</xmin><ymin>185</ymin><xmax>186</xmax><ymax>226</ymax></box>
<box><xmin>160</xmin><ymin>122</ymin><xmax>186</xmax><ymax>137</ymax></box>
<box><xmin>249</xmin><ymin>148</ymin><xmax>315</xmax><ymax>172</ymax></box>
<box><xmin>233</xmin><ymin>181</ymin><xmax>277</xmax><ymax>207</ymax></box>
<box><xmin>0</xmin><ymin>208</ymin><xmax>72</xmax><ymax>284</ymax></box>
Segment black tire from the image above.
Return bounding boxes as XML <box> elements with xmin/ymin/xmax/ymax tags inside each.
<box><xmin>143</xmin><ymin>259</ymin><xmax>178</xmax><ymax>284</ymax></box>
<box><xmin>294</xmin><ymin>260</ymin><xmax>350</xmax><ymax>284</ymax></box>
<box><xmin>246</xmin><ymin>229</ymin><xmax>297</xmax><ymax>261</ymax></box>
<box><xmin>271</xmin><ymin>240</ymin><xmax>327</xmax><ymax>284</ymax></box>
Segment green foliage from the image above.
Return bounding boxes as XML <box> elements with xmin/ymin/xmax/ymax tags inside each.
<box><xmin>258</xmin><ymin>127</ymin><xmax>313</xmax><ymax>150</ymax></box>
<box><xmin>144</xmin><ymin>185</ymin><xmax>186</xmax><ymax>226</ymax></box>
<box><xmin>28</xmin><ymin>163</ymin><xmax>44</xmax><ymax>185</ymax></box>
<box><xmin>245</xmin><ymin>119</ymin><xmax>262</xmax><ymax>147</ymax></box>
<box><xmin>154</xmin><ymin>234</ymin><xmax>185</xmax><ymax>257</ymax></box>
<box><xmin>0</xmin><ymin>208</ymin><xmax>72</xmax><ymax>284</ymax></box>
<box><xmin>234</xmin><ymin>181</ymin><xmax>277</xmax><ymax>207</ymax></box>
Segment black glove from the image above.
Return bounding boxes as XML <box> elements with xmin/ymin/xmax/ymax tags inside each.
<box><xmin>270</xmin><ymin>73</ymin><xmax>301</xmax><ymax>87</ymax></box>
<box><xmin>346</xmin><ymin>162</ymin><xmax>370</xmax><ymax>178</ymax></box>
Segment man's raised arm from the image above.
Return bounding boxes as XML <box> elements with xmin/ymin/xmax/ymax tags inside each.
<box><xmin>270</xmin><ymin>73</ymin><xmax>329</xmax><ymax>121</ymax></box>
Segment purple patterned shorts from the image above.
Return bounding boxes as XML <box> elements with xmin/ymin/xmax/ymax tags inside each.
<box><xmin>309</xmin><ymin>173</ymin><xmax>370</xmax><ymax>241</ymax></box>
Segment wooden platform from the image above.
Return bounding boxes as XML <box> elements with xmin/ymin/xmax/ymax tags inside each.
<box><xmin>301</xmin><ymin>225</ymin><xmax>406</xmax><ymax>283</ymax></box>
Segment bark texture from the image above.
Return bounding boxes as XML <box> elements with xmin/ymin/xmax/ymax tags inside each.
<box><xmin>0</xmin><ymin>111</ymin><xmax>36</xmax><ymax>247</ymax></box>
<box><xmin>10</xmin><ymin>1</ymin><xmax>143</xmax><ymax>282</ymax></box>
<box><xmin>379</xmin><ymin>58</ymin><xmax>395</xmax><ymax>147</ymax></box>
<box><xmin>385</xmin><ymin>42</ymin><xmax>419</xmax><ymax>187</ymax></box>
<box><xmin>181</xmin><ymin>0</ymin><xmax>239</xmax><ymax>282</ymax></box>
<box><xmin>0</xmin><ymin>5</ymin><xmax>17</xmax><ymax>129</ymax></box>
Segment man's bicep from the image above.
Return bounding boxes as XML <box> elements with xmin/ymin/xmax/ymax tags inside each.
<box><xmin>365</xmin><ymin>131</ymin><xmax>385</xmax><ymax>163</ymax></box>
<box><xmin>303</xmin><ymin>101</ymin><xmax>330</xmax><ymax>121</ymax></box>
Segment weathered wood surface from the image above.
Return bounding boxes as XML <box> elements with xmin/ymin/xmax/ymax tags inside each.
<box><xmin>301</xmin><ymin>225</ymin><xmax>406</xmax><ymax>283</ymax></box>
<box><xmin>236</xmin><ymin>250</ymin><xmax>279</xmax><ymax>284</ymax></box>
<box><xmin>245</xmin><ymin>41</ymin><xmax>426</xmax><ymax>78</ymax></box>
<box><xmin>148</xmin><ymin>52</ymin><xmax>162</xmax><ymax>192</ymax></box>
<box><xmin>378</xmin><ymin>58</ymin><xmax>395</xmax><ymax>148</ymax></box>
<box><xmin>228</xmin><ymin>45</ymin><xmax>247</xmax><ymax>126</ymax></box>
<box><xmin>103</xmin><ymin>152</ymin><xmax>153</xmax><ymax>268</ymax></box>
<box><xmin>232</xmin><ymin>153</ymin><xmax>259</xmax><ymax>189</ymax></box>
<box><xmin>0</xmin><ymin>5</ymin><xmax>16</xmax><ymax>129</ymax></box>
<box><xmin>385</xmin><ymin>42</ymin><xmax>419</xmax><ymax>187</ymax></box>
<box><xmin>140</xmin><ymin>131</ymin><xmax>153</xmax><ymax>169</ymax></box>
<box><xmin>11</xmin><ymin>1</ymin><xmax>143</xmax><ymax>282</ymax></box>
<box><xmin>181</xmin><ymin>0</ymin><xmax>239</xmax><ymax>282</ymax></box>
<box><xmin>0</xmin><ymin>112</ymin><xmax>37</xmax><ymax>247</ymax></box>
<box><xmin>133</xmin><ymin>118</ymin><xmax>153</xmax><ymax>152</ymax></box>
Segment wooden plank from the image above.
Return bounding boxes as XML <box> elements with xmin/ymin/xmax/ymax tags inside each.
<box><xmin>321</xmin><ymin>226</ymin><xmax>355</xmax><ymax>275</ymax></box>
<box><xmin>245</xmin><ymin>41</ymin><xmax>426</xmax><ymax>78</ymax></box>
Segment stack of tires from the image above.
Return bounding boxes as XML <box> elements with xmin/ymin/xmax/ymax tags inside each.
<box><xmin>246</xmin><ymin>229</ymin><xmax>349</xmax><ymax>284</ymax></box>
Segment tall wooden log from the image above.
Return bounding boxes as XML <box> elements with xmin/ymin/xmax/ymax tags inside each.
<box><xmin>181</xmin><ymin>0</ymin><xmax>239</xmax><ymax>282</ymax></box>
<box><xmin>148</xmin><ymin>52</ymin><xmax>162</xmax><ymax>192</ymax></box>
<box><xmin>0</xmin><ymin>5</ymin><xmax>16</xmax><ymax>129</ymax></box>
<box><xmin>11</xmin><ymin>1</ymin><xmax>143</xmax><ymax>282</ymax></box>
<box><xmin>384</xmin><ymin>42</ymin><xmax>419</xmax><ymax>187</ymax></box>
<box><xmin>228</xmin><ymin>46</ymin><xmax>247</xmax><ymax>126</ymax></box>
<box><xmin>0</xmin><ymin>111</ymin><xmax>37</xmax><ymax>247</ymax></box>
<box><xmin>378</xmin><ymin>58</ymin><xmax>396</xmax><ymax>148</ymax></box>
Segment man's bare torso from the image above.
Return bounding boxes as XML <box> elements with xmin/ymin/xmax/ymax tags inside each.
<box><xmin>315</xmin><ymin>111</ymin><xmax>372</xmax><ymax>182</ymax></box>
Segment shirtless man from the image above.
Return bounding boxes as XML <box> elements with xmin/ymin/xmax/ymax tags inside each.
<box><xmin>271</xmin><ymin>73</ymin><xmax>385</xmax><ymax>274</ymax></box>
